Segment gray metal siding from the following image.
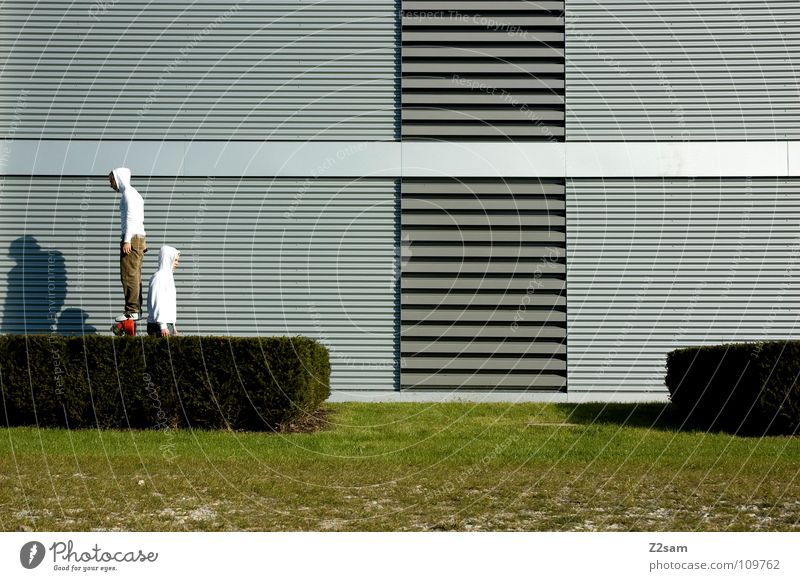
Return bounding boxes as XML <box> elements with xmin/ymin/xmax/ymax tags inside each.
<box><xmin>0</xmin><ymin>0</ymin><xmax>398</xmax><ymax>140</ymax></box>
<box><xmin>401</xmin><ymin>178</ymin><xmax>566</xmax><ymax>391</ymax></box>
<box><xmin>0</xmin><ymin>176</ymin><xmax>399</xmax><ymax>391</ymax></box>
<box><xmin>402</xmin><ymin>1</ymin><xmax>565</xmax><ymax>140</ymax></box>
<box><xmin>567</xmin><ymin>178</ymin><xmax>800</xmax><ymax>394</ymax></box>
<box><xmin>566</xmin><ymin>0</ymin><xmax>800</xmax><ymax>140</ymax></box>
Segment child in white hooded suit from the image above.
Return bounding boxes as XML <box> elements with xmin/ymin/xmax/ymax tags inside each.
<box><xmin>147</xmin><ymin>246</ymin><xmax>181</xmax><ymax>337</ymax></box>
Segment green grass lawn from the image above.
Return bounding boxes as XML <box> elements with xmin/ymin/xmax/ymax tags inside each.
<box><xmin>1</xmin><ymin>402</ymin><xmax>798</xmax><ymax>531</ymax></box>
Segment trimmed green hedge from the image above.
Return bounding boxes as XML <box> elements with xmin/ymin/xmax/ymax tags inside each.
<box><xmin>0</xmin><ymin>334</ymin><xmax>330</xmax><ymax>431</ymax></box>
<box><xmin>666</xmin><ymin>341</ymin><xmax>800</xmax><ymax>435</ymax></box>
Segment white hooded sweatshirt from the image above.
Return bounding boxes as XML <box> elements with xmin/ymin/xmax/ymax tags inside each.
<box><xmin>147</xmin><ymin>246</ymin><xmax>180</xmax><ymax>330</ymax></box>
<box><xmin>112</xmin><ymin>167</ymin><xmax>146</xmax><ymax>243</ymax></box>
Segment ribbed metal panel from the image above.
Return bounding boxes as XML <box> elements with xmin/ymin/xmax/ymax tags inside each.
<box><xmin>0</xmin><ymin>176</ymin><xmax>399</xmax><ymax>391</ymax></box>
<box><xmin>0</xmin><ymin>0</ymin><xmax>397</xmax><ymax>139</ymax></box>
<box><xmin>566</xmin><ymin>0</ymin><xmax>800</xmax><ymax>140</ymax></box>
<box><xmin>401</xmin><ymin>178</ymin><xmax>566</xmax><ymax>391</ymax></box>
<box><xmin>567</xmin><ymin>178</ymin><xmax>800</xmax><ymax>394</ymax></box>
<box><xmin>402</xmin><ymin>1</ymin><xmax>565</xmax><ymax>140</ymax></box>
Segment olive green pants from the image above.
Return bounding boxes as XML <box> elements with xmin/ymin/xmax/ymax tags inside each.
<box><xmin>120</xmin><ymin>235</ymin><xmax>147</xmax><ymax>315</ymax></box>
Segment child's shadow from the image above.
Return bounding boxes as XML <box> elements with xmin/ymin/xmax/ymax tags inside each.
<box><xmin>57</xmin><ymin>308</ymin><xmax>98</xmax><ymax>335</ymax></box>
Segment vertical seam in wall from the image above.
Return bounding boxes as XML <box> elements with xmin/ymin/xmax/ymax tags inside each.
<box><xmin>563</xmin><ymin>0</ymin><xmax>569</xmax><ymax>146</ymax></box>
<box><xmin>397</xmin><ymin>0</ymin><xmax>402</xmax><ymax>390</ymax></box>
<box><xmin>394</xmin><ymin>179</ymin><xmax>402</xmax><ymax>391</ymax></box>
<box><xmin>564</xmin><ymin>179</ymin><xmax>568</xmax><ymax>394</ymax></box>
<box><xmin>563</xmin><ymin>1</ymin><xmax>569</xmax><ymax>393</ymax></box>
<box><xmin>396</xmin><ymin>0</ymin><xmax>402</xmax><ymax>142</ymax></box>
<box><xmin>787</xmin><ymin>141</ymin><xmax>791</xmax><ymax>176</ymax></box>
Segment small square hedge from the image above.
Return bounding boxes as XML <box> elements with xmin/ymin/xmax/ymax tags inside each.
<box><xmin>0</xmin><ymin>334</ymin><xmax>330</xmax><ymax>431</ymax></box>
<box><xmin>666</xmin><ymin>341</ymin><xmax>800</xmax><ymax>435</ymax></box>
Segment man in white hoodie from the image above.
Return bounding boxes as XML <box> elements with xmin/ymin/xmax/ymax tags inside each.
<box><xmin>147</xmin><ymin>246</ymin><xmax>181</xmax><ymax>337</ymax></box>
<box><xmin>108</xmin><ymin>167</ymin><xmax>147</xmax><ymax>321</ymax></box>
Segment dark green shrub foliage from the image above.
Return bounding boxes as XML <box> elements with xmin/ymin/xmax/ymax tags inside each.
<box><xmin>0</xmin><ymin>335</ymin><xmax>330</xmax><ymax>431</ymax></box>
<box><xmin>666</xmin><ymin>341</ymin><xmax>800</xmax><ymax>435</ymax></box>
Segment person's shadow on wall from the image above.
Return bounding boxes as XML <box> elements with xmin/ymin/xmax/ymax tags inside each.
<box><xmin>57</xmin><ymin>308</ymin><xmax>97</xmax><ymax>335</ymax></box>
<box><xmin>0</xmin><ymin>235</ymin><xmax>83</xmax><ymax>334</ymax></box>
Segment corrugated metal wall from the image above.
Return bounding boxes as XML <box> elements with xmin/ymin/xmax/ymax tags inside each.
<box><xmin>402</xmin><ymin>0</ymin><xmax>565</xmax><ymax>140</ymax></box>
<box><xmin>0</xmin><ymin>0</ymin><xmax>397</xmax><ymax>139</ymax></box>
<box><xmin>566</xmin><ymin>0</ymin><xmax>800</xmax><ymax>140</ymax></box>
<box><xmin>567</xmin><ymin>178</ymin><xmax>800</xmax><ymax>394</ymax></box>
<box><xmin>0</xmin><ymin>176</ymin><xmax>399</xmax><ymax>391</ymax></box>
<box><xmin>401</xmin><ymin>178</ymin><xmax>567</xmax><ymax>391</ymax></box>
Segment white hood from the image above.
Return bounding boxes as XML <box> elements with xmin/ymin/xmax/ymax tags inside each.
<box><xmin>147</xmin><ymin>246</ymin><xmax>180</xmax><ymax>326</ymax></box>
<box><xmin>112</xmin><ymin>167</ymin><xmax>132</xmax><ymax>193</ymax></box>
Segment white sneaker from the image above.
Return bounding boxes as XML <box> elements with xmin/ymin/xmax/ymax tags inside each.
<box><xmin>114</xmin><ymin>312</ymin><xmax>140</xmax><ymax>322</ymax></box>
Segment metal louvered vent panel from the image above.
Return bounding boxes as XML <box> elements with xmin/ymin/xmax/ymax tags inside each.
<box><xmin>567</xmin><ymin>178</ymin><xmax>800</xmax><ymax>394</ymax></box>
<box><xmin>0</xmin><ymin>1</ymin><xmax>398</xmax><ymax>140</ymax></box>
<box><xmin>400</xmin><ymin>178</ymin><xmax>567</xmax><ymax>391</ymax></box>
<box><xmin>401</xmin><ymin>1</ymin><xmax>565</xmax><ymax>140</ymax></box>
<box><xmin>0</xmin><ymin>176</ymin><xmax>399</xmax><ymax>391</ymax></box>
<box><xmin>566</xmin><ymin>0</ymin><xmax>800</xmax><ymax>140</ymax></box>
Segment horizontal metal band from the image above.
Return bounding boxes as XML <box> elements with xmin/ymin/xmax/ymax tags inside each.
<box><xmin>4</xmin><ymin>140</ymin><xmax>800</xmax><ymax>177</ymax></box>
<box><xmin>327</xmin><ymin>390</ymin><xmax>669</xmax><ymax>403</ymax></box>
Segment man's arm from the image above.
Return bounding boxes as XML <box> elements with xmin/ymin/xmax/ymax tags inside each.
<box><xmin>119</xmin><ymin>191</ymin><xmax>131</xmax><ymax>253</ymax></box>
<box><xmin>123</xmin><ymin>190</ymin><xmax>136</xmax><ymax>244</ymax></box>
